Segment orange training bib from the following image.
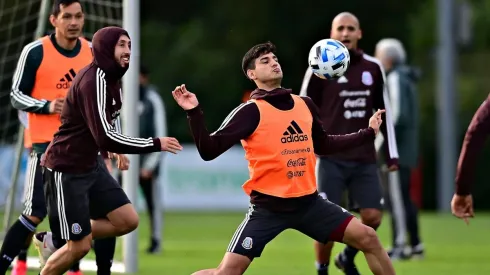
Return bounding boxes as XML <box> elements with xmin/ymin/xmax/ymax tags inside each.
<box><xmin>28</xmin><ymin>36</ymin><xmax>92</xmax><ymax>143</ymax></box>
<box><xmin>241</xmin><ymin>95</ymin><xmax>317</xmax><ymax>198</ymax></box>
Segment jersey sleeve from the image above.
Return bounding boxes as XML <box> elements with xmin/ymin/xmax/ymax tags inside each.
<box><xmin>79</xmin><ymin>71</ymin><xmax>161</xmax><ymax>154</ymax></box>
<box><xmin>373</xmin><ymin>63</ymin><xmax>399</xmax><ymax>166</ymax></box>
<box><xmin>10</xmin><ymin>40</ymin><xmax>50</xmax><ymax>114</ymax></box>
<box><xmin>186</xmin><ymin>101</ymin><xmax>259</xmax><ymax>161</ymax></box>
<box><xmin>455</xmin><ymin>97</ymin><xmax>490</xmax><ymax>195</ymax></box>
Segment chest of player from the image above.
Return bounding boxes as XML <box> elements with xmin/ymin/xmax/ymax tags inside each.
<box><xmin>32</xmin><ymin>41</ymin><xmax>92</xmax><ymax>100</ymax></box>
<box><xmin>323</xmin><ymin>64</ymin><xmax>379</xmax><ymax>118</ymax></box>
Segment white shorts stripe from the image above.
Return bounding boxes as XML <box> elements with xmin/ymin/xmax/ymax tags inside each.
<box><xmin>55</xmin><ymin>172</ymin><xmax>70</xmax><ymax>240</ymax></box>
<box><xmin>22</xmin><ymin>153</ymin><xmax>38</xmax><ymax>216</ymax></box>
<box><xmin>227</xmin><ymin>205</ymin><xmax>254</xmax><ymax>253</ymax></box>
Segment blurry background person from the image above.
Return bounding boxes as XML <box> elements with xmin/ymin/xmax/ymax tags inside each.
<box><xmin>115</xmin><ymin>65</ymin><xmax>167</xmax><ymax>254</ymax></box>
<box><xmin>375</xmin><ymin>38</ymin><xmax>424</xmax><ymax>260</ymax></box>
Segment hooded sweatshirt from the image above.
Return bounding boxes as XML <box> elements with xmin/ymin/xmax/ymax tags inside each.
<box><xmin>42</xmin><ymin>26</ymin><xmax>161</xmax><ymax>173</ymax></box>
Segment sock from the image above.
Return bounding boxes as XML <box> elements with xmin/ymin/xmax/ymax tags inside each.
<box><xmin>69</xmin><ymin>261</ymin><xmax>80</xmax><ymax>272</ymax></box>
<box><xmin>342</xmin><ymin>223</ymin><xmax>379</xmax><ymax>263</ymax></box>
<box><xmin>315</xmin><ymin>262</ymin><xmax>329</xmax><ymax>275</ymax></box>
<box><xmin>94</xmin><ymin>237</ymin><xmax>116</xmax><ymax>275</ymax></box>
<box><xmin>0</xmin><ymin>215</ymin><xmax>37</xmax><ymax>273</ymax></box>
<box><xmin>18</xmin><ymin>249</ymin><xmax>28</xmax><ymax>262</ymax></box>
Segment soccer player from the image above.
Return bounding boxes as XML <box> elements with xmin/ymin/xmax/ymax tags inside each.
<box><xmin>4</xmin><ymin>1</ymin><xmax>115</xmax><ymax>274</ymax></box>
<box><xmin>299</xmin><ymin>12</ymin><xmax>399</xmax><ymax>274</ymax></box>
<box><xmin>172</xmin><ymin>42</ymin><xmax>395</xmax><ymax>275</ymax></box>
<box><xmin>34</xmin><ymin>26</ymin><xmax>181</xmax><ymax>275</ymax></box>
<box><xmin>374</xmin><ymin>38</ymin><xmax>424</xmax><ymax>259</ymax></box>
<box><xmin>451</xmin><ymin>95</ymin><xmax>490</xmax><ymax>223</ymax></box>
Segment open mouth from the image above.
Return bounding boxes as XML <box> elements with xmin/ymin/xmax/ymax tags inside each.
<box><xmin>121</xmin><ymin>56</ymin><xmax>130</xmax><ymax>63</ymax></box>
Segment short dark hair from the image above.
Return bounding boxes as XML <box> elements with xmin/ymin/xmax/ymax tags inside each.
<box><xmin>52</xmin><ymin>0</ymin><xmax>82</xmax><ymax>17</ymax></box>
<box><xmin>241</xmin><ymin>42</ymin><xmax>277</xmax><ymax>78</ymax></box>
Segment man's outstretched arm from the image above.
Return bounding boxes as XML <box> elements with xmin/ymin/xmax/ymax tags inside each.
<box><xmin>455</xmin><ymin>97</ymin><xmax>490</xmax><ymax>195</ymax></box>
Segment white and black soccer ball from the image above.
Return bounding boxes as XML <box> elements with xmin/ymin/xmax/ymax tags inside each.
<box><xmin>308</xmin><ymin>39</ymin><xmax>350</xmax><ymax>80</ymax></box>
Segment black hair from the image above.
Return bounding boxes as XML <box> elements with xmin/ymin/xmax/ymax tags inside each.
<box><xmin>51</xmin><ymin>0</ymin><xmax>82</xmax><ymax>17</ymax></box>
<box><xmin>241</xmin><ymin>41</ymin><xmax>277</xmax><ymax>79</ymax></box>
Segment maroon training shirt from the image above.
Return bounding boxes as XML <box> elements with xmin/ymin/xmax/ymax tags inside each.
<box><xmin>300</xmin><ymin>49</ymin><xmax>399</xmax><ymax>166</ymax></box>
<box><xmin>455</xmin><ymin>95</ymin><xmax>490</xmax><ymax>195</ymax></box>
<box><xmin>42</xmin><ymin>27</ymin><xmax>161</xmax><ymax>173</ymax></box>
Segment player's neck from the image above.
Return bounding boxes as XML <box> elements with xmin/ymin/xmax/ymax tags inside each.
<box><xmin>256</xmin><ymin>82</ymin><xmax>281</xmax><ymax>91</ymax></box>
<box><xmin>54</xmin><ymin>33</ymin><xmax>77</xmax><ymax>50</ymax></box>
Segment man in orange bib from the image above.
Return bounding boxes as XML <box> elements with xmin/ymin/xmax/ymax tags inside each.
<box><xmin>5</xmin><ymin>1</ymin><xmax>117</xmax><ymax>275</ymax></box>
<box><xmin>172</xmin><ymin>42</ymin><xmax>396</xmax><ymax>275</ymax></box>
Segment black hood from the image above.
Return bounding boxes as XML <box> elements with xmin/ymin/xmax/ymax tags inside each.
<box><xmin>92</xmin><ymin>26</ymin><xmax>130</xmax><ymax>80</ymax></box>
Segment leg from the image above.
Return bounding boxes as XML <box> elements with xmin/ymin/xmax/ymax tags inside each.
<box><xmin>342</xmin><ymin>218</ymin><xmax>395</xmax><ymax>275</ymax></box>
<box><xmin>398</xmin><ymin>167</ymin><xmax>423</xmax><ymax>257</ymax></box>
<box><xmin>386</xmin><ymin>169</ymin><xmax>409</xmax><ymax>259</ymax></box>
<box><xmin>313</xmin><ymin>158</ymin><xmax>346</xmax><ymax>274</ymax></box>
<box><xmin>40</xmin><ymin>169</ymin><xmax>95</xmax><ymax>275</ymax></box>
<box><xmin>339</xmin><ymin>163</ymin><xmax>384</xmax><ymax>268</ymax></box>
<box><xmin>139</xmin><ymin>175</ymin><xmax>161</xmax><ymax>253</ymax></box>
<box><xmin>192</xmin><ymin>204</ymin><xmax>288</xmax><ymax>275</ymax></box>
<box><xmin>94</xmin><ymin>237</ymin><xmax>117</xmax><ymax>275</ymax></box>
<box><xmin>296</xmin><ymin>196</ymin><xmax>394</xmax><ymax>275</ymax></box>
<box><xmin>0</xmin><ymin>152</ymin><xmax>46</xmax><ymax>275</ymax></box>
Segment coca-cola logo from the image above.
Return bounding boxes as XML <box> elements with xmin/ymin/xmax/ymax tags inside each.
<box><xmin>287</xmin><ymin>157</ymin><xmax>307</xmax><ymax>167</ymax></box>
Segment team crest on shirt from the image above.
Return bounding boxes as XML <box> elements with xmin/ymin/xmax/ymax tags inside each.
<box><xmin>242</xmin><ymin>237</ymin><xmax>253</xmax><ymax>250</ymax></box>
<box><xmin>361</xmin><ymin>71</ymin><xmax>373</xmax><ymax>86</ymax></box>
<box><xmin>71</xmin><ymin>223</ymin><xmax>82</xmax><ymax>234</ymax></box>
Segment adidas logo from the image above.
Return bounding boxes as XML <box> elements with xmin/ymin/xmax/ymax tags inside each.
<box><xmin>56</xmin><ymin>68</ymin><xmax>77</xmax><ymax>89</ymax></box>
<box><xmin>281</xmin><ymin>120</ymin><xmax>308</xmax><ymax>143</ymax></box>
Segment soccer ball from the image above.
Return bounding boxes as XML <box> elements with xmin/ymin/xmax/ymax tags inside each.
<box><xmin>308</xmin><ymin>39</ymin><xmax>350</xmax><ymax>80</ymax></box>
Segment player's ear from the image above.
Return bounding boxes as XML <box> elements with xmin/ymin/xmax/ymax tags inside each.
<box><xmin>247</xmin><ymin>69</ymin><xmax>256</xmax><ymax>80</ymax></box>
<box><xmin>49</xmin><ymin>14</ymin><xmax>56</xmax><ymax>28</ymax></box>
<box><xmin>358</xmin><ymin>29</ymin><xmax>362</xmax><ymax>40</ymax></box>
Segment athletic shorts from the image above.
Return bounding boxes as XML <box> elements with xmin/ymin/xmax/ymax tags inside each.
<box><xmin>43</xmin><ymin>156</ymin><xmax>131</xmax><ymax>241</ymax></box>
<box><xmin>226</xmin><ymin>195</ymin><xmax>353</xmax><ymax>259</ymax></box>
<box><xmin>316</xmin><ymin>157</ymin><xmax>384</xmax><ymax>211</ymax></box>
<box><xmin>22</xmin><ymin>152</ymin><xmax>47</xmax><ymax>219</ymax></box>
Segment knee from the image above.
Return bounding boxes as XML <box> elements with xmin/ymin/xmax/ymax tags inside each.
<box><xmin>68</xmin><ymin>236</ymin><xmax>93</xmax><ymax>260</ymax></box>
<box><xmin>356</xmin><ymin>225</ymin><xmax>381</xmax><ymax>252</ymax></box>
<box><xmin>360</xmin><ymin>209</ymin><xmax>382</xmax><ymax>228</ymax></box>
<box><xmin>118</xmin><ymin>209</ymin><xmax>139</xmax><ymax>235</ymax></box>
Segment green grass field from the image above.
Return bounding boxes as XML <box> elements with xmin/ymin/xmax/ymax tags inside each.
<box><xmin>18</xmin><ymin>212</ymin><xmax>490</xmax><ymax>275</ymax></box>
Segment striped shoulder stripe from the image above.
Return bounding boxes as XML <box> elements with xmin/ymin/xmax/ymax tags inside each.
<box><xmin>211</xmin><ymin>101</ymin><xmax>255</xmax><ymax>136</ymax></box>
<box><xmin>95</xmin><ymin>68</ymin><xmax>154</xmax><ymax>147</ymax></box>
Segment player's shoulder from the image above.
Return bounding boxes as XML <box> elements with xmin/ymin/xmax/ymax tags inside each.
<box><xmin>361</xmin><ymin>53</ymin><xmax>386</xmax><ymax>81</ymax></box>
<box><xmin>21</xmin><ymin>39</ymin><xmax>43</xmax><ymax>57</ymax></box>
<box><xmin>361</xmin><ymin>53</ymin><xmax>383</xmax><ymax>70</ymax></box>
<box><xmin>298</xmin><ymin>95</ymin><xmax>316</xmax><ymax>109</ymax></box>
<box><xmin>234</xmin><ymin>100</ymin><xmax>257</xmax><ymax>113</ymax></box>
